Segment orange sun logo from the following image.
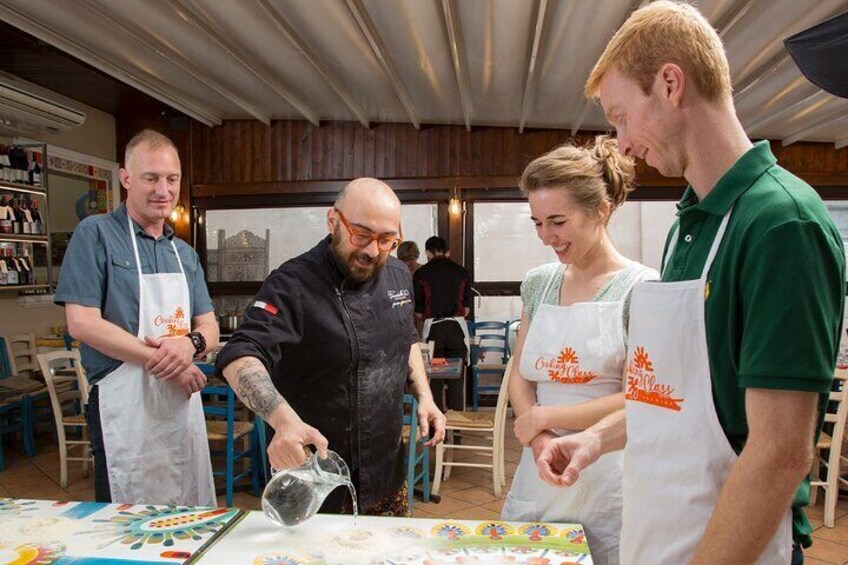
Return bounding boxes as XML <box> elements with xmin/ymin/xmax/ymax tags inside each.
<box><xmin>557</xmin><ymin>347</ymin><xmax>578</xmax><ymax>365</ymax></box>
<box><xmin>174</xmin><ymin>307</ymin><xmax>185</xmax><ymax>320</ymax></box>
<box><xmin>633</xmin><ymin>346</ymin><xmax>653</xmax><ymax>371</ymax></box>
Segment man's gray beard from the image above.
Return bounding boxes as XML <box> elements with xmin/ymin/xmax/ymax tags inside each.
<box><xmin>330</xmin><ymin>231</ymin><xmax>386</xmax><ymax>283</ymax></box>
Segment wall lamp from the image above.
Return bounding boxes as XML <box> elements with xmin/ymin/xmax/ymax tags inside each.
<box><xmin>448</xmin><ymin>186</ymin><xmax>464</xmax><ymax>216</ymax></box>
<box><xmin>170</xmin><ymin>203</ymin><xmax>186</xmax><ymax>223</ymax></box>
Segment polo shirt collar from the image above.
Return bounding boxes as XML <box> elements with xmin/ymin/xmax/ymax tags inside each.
<box><xmin>116</xmin><ymin>203</ymin><xmax>174</xmax><ymax>240</ymax></box>
<box><xmin>676</xmin><ymin>140</ymin><xmax>776</xmax><ymax>217</ymax></box>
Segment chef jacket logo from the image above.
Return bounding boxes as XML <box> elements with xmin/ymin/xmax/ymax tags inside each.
<box><xmin>388</xmin><ymin>289</ymin><xmax>412</xmax><ymax>309</ymax></box>
<box><xmin>154</xmin><ymin>306</ymin><xmax>189</xmax><ymax>337</ymax></box>
<box><xmin>625</xmin><ymin>346</ymin><xmax>684</xmax><ymax>411</ymax></box>
<box><xmin>535</xmin><ymin>346</ymin><xmax>598</xmax><ymax>384</ymax></box>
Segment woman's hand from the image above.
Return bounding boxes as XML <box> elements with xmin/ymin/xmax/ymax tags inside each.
<box><xmin>530</xmin><ymin>430</ymin><xmax>558</xmax><ymax>462</ymax></box>
<box><xmin>514</xmin><ymin>404</ymin><xmax>547</xmax><ymax>446</ymax></box>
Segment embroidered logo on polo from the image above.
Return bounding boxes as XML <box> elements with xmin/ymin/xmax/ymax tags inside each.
<box><xmin>625</xmin><ymin>346</ymin><xmax>684</xmax><ymax>411</ymax></box>
<box><xmin>388</xmin><ymin>288</ymin><xmax>412</xmax><ymax>308</ymax></box>
<box><xmin>154</xmin><ymin>306</ymin><xmax>189</xmax><ymax>337</ymax></box>
<box><xmin>534</xmin><ymin>346</ymin><xmax>599</xmax><ymax>384</ymax></box>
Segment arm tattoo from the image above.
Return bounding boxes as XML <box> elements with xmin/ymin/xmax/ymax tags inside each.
<box><xmin>235</xmin><ymin>358</ymin><xmax>287</xmax><ymax>420</ymax></box>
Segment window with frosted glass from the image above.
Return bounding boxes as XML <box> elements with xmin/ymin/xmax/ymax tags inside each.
<box><xmin>205</xmin><ymin>204</ymin><xmax>438</xmax><ymax>282</ymax></box>
<box><xmin>472</xmin><ymin>201</ymin><xmax>678</xmax><ymax>282</ymax></box>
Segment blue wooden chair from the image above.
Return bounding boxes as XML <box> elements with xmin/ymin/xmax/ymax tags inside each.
<box><xmin>201</xmin><ymin>382</ymin><xmax>268</xmax><ymax>507</ymax></box>
<box><xmin>468</xmin><ymin>321</ymin><xmax>510</xmax><ymax>411</ymax></box>
<box><xmin>0</xmin><ymin>336</ymin><xmax>37</xmax><ymax>468</ymax></box>
<box><xmin>402</xmin><ymin>393</ymin><xmax>430</xmax><ymax>511</ymax></box>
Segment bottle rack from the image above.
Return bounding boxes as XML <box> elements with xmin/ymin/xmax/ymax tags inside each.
<box><xmin>0</xmin><ymin>143</ymin><xmax>52</xmax><ymax>294</ymax></box>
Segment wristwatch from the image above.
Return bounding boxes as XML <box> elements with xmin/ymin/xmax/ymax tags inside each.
<box><xmin>186</xmin><ymin>331</ymin><xmax>206</xmax><ymax>358</ymax></box>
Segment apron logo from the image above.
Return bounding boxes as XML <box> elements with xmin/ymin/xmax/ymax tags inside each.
<box><xmin>625</xmin><ymin>346</ymin><xmax>684</xmax><ymax>411</ymax></box>
<box><xmin>388</xmin><ymin>289</ymin><xmax>412</xmax><ymax>309</ymax></box>
<box><xmin>153</xmin><ymin>306</ymin><xmax>189</xmax><ymax>337</ymax></box>
<box><xmin>535</xmin><ymin>346</ymin><xmax>599</xmax><ymax>384</ymax></box>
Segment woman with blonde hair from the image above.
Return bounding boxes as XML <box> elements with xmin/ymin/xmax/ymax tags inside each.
<box><xmin>501</xmin><ymin>136</ymin><xmax>657</xmax><ymax>565</ymax></box>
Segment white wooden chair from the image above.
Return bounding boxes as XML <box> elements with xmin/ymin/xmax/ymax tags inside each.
<box><xmin>35</xmin><ymin>350</ymin><xmax>92</xmax><ymax>488</ymax></box>
<box><xmin>4</xmin><ymin>333</ymin><xmax>40</xmax><ymax>378</ymax></box>
<box><xmin>432</xmin><ymin>358</ymin><xmax>512</xmax><ymax>497</ymax></box>
<box><xmin>809</xmin><ymin>368</ymin><xmax>848</xmax><ymax>527</ymax></box>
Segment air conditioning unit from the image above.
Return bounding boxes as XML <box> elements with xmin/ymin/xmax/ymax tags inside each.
<box><xmin>0</xmin><ymin>70</ymin><xmax>86</xmax><ymax>136</ymax></box>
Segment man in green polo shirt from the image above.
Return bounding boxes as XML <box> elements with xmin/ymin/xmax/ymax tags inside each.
<box><xmin>535</xmin><ymin>2</ymin><xmax>845</xmax><ymax>564</ymax></box>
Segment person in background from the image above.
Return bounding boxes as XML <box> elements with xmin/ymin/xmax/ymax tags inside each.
<box><xmin>500</xmin><ymin>136</ymin><xmax>657</xmax><ymax>565</ymax></box>
<box><xmin>537</xmin><ymin>3</ymin><xmax>845</xmax><ymax>564</ymax></box>
<box><xmin>397</xmin><ymin>240</ymin><xmax>421</xmax><ymax>275</ymax></box>
<box><xmin>215</xmin><ymin>178</ymin><xmax>445</xmax><ymax>517</ymax></box>
<box><xmin>413</xmin><ymin>236</ymin><xmax>471</xmax><ymax>411</ymax></box>
<box><xmin>55</xmin><ymin>129</ymin><xmax>218</xmax><ymax>506</ymax></box>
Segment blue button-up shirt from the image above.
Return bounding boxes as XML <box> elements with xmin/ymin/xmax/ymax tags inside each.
<box><xmin>54</xmin><ymin>204</ymin><xmax>213</xmax><ymax>384</ymax></box>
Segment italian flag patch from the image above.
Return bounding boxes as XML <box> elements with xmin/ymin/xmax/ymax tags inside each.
<box><xmin>251</xmin><ymin>300</ymin><xmax>279</xmax><ymax>315</ymax></box>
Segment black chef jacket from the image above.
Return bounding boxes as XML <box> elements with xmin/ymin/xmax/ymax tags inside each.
<box><xmin>215</xmin><ymin>236</ymin><xmax>418</xmax><ymax>510</ymax></box>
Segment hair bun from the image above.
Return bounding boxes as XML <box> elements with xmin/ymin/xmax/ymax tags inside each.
<box><xmin>591</xmin><ymin>135</ymin><xmax>635</xmax><ymax>210</ymax></box>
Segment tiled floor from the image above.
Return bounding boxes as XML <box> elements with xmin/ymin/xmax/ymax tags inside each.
<box><xmin>3</xmin><ymin>420</ymin><xmax>848</xmax><ymax>563</ymax></box>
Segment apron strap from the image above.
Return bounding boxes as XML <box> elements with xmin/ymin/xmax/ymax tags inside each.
<box><xmin>700</xmin><ymin>207</ymin><xmax>734</xmax><ymax>281</ymax></box>
<box><xmin>660</xmin><ymin>208</ymin><xmax>734</xmax><ymax>281</ymax></box>
<box><xmin>126</xmin><ymin>212</ymin><xmax>189</xmax><ymax>324</ymax></box>
<box><xmin>661</xmin><ymin>224</ymin><xmax>680</xmax><ymax>279</ymax></box>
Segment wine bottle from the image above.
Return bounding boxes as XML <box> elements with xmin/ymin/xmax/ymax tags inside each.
<box><xmin>20</xmin><ymin>198</ymin><xmax>32</xmax><ymax>235</ymax></box>
<box><xmin>0</xmin><ymin>194</ymin><xmax>11</xmax><ymax>234</ymax></box>
<box><xmin>21</xmin><ymin>247</ymin><xmax>34</xmax><ymax>285</ymax></box>
<box><xmin>31</xmin><ymin>154</ymin><xmax>42</xmax><ymax>187</ymax></box>
<box><xmin>0</xmin><ymin>254</ymin><xmax>7</xmax><ymax>286</ymax></box>
<box><xmin>6</xmin><ymin>249</ymin><xmax>18</xmax><ymax>285</ymax></box>
<box><xmin>0</xmin><ymin>146</ymin><xmax>8</xmax><ymax>183</ymax></box>
<box><xmin>11</xmin><ymin>196</ymin><xmax>22</xmax><ymax>234</ymax></box>
<box><xmin>31</xmin><ymin>199</ymin><xmax>43</xmax><ymax>235</ymax></box>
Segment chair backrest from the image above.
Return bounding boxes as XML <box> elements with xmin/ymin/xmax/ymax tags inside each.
<box><xmin>493</xmin><ymin>358</ymin><xmax>513</xmax><ymax>443</ymax></box>
<box><xmin>826</xmin><ymin>369</ymin><xmax>848</xmax><ymax>450</ymax></box>
<box><xmin>35</xmin><ymin>350</ymin><xmax>90</xmax><ymax>436</ymax></box>
<box><xmin>5</xmin><ymin>333</ymin><xmax>38</xmax><ymax>377</ymax></box>
<box><xmin>469</xmin><ymin>321</ymin><xmax>510</xmax><ymax>364</ymax></box>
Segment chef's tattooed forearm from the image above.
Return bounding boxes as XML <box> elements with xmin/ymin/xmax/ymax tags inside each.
<box><xmin>235</xmin><ymin>358</ymin><xmax>286</xmax><ymax>420</ymax></box>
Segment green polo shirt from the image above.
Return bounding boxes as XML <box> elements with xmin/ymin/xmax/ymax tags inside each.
<box><xmin>661</xmin><ymin>140</ymin><xmax>845</xmax><ymax>547</ymax></box>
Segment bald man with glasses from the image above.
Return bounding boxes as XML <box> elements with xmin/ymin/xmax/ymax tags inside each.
<box><xmin>216</xmin><ymin>178</ymin><xmax>445</xmax><ymax>517</ymax></box>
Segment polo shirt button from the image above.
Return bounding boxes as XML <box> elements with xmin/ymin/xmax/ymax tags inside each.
<box><xmin>124</xmin><ymin>261</ymin><xmax>130</xmax><ymax>266</ymax></box>
<box><xmin>684</xmin><ymin>234</ymin><xmax>693</xmax><ymax>243</ymax></box>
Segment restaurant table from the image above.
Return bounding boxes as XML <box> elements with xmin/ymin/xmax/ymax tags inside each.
<box><xmin>35</xmin><ymin>337</ymin><xmax>80</xmax><ymax>349</ymax></box>
<box><xmin>425</xmin><ymin>357</ymin><xmax>464</xmax><ymax>381</ymax></box>
<box><xmin>0</xmin><ymin>497</ymin><xmax>593</xmax><ymax>564</ymax></box>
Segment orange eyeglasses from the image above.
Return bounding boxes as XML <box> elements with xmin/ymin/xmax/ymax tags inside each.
<box><xmin>335</xmin><ymin>208</ymin><xmax>403</xmax><ymax>252</ymax></box>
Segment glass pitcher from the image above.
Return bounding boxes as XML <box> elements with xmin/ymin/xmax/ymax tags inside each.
<box><xmin>261</xmin><ymin>450</ymin><xmax>353</xmax><ymax>527</ymax></box>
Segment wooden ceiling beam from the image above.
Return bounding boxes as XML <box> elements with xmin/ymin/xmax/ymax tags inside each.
<box><xmin>171</xmin><ymin>0</ymin><xmax>319</xmax><ymax>126</ymax></box>
<box><xmin>440</xmin><ymin>0</ymin><xmax>473</xmax><ymax>132</ymax></box>
<box><xmin>344</xmin><ymin>0</ymin><xmax>420</xmax><ymax>129</ymax></box>
<box><xmin>0</xmin><ymin>0</ymin><xmax>222</xmax><ymax>126</ymax></box>
<box><xmin>81</xmin><ymin>0</ymin><xmax>270</xmax><ymax>124</ymax></box>
<box><xmin>518</xmin><ymin>0</ymin><xmax>550</xmax><ymax>134</ymax></box>
<box><xmin>257</xmin><ymin>0</ymin><xmax>369</xmax><ymax>128</ymax></box>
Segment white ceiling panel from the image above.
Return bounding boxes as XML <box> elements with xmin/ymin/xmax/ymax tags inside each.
<box><xmin>0</xmin><ymin>0</ymin><xmax>845</xmax><ymax>146</ymax></box>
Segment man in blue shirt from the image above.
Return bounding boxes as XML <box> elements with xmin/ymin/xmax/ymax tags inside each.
<box><xmin>55</xmin><ymin>129</ymin><xmax>219</xmax><ymax>505</ymax></box>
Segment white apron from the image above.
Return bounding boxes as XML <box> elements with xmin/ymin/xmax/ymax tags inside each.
<box><xmin>621</xmin><ymin>209</ymin><xmax>792</xmax><ymax>564</ymax></box>
<box><xmin>97</xmin><ymin>214</ymin><xmax>216</xmax><ymax>506</ymax></box>
<box><xmin>422</xmin><ymin>316</ymin><xmax>470</xmax><ymax>364</ymax></box>
<box><xmin>502</xmin><ymin>267</ymin><xmax>639</xmax><ymax>565</ymax></box>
